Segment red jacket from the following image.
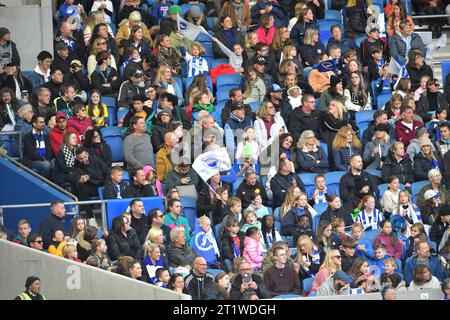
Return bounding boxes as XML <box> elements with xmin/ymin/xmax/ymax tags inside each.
<box><xmin>394</xmin><ymin>119</ymin><xmax>423</xmax><ymax>148</ymax></box>
<box><xmin>49</xmin><ymin>127</ymin><xmax>80</xmax><ymax>155</ymax></box>
<box><xmin>66</xmin><ymin>116</ymin><xmax>93</xmax><ymax>139</ymax></box>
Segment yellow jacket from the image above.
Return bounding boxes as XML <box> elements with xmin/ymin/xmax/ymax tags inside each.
<box><xmin>156</xmin><ymin>146</ymin><xmax>173</xmax><ymax>182</ymax></box>
<box><xmin>48</xmin><ymin>239</ymin><xmax>67</xmax><ymax>257</ymax></box>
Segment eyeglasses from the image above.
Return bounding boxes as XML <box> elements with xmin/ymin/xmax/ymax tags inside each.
<box><xmin>97</xmin><ymin>42</ymin><xmax>107</xmax><ymax>45</ymax></box>
<box><xmin>156</xmin><ymin>215</ymin><xmax>164</xmax><ymax>218</ymax></box>
<box><xmin>306</xmin><ymin>136</ymin><xmax>315</xmax><ymax>139</ymax></box>
<box><xmin>33</xmin><ymin>240</ymin><xmax>43</xmax><ymax>244</ymax></box>
<box><xmin>333</xmin><ymin>255</ymin><xmax>342</xmax><ymax>259</ymax></box>
<box><xmin>432</xmin><ymin>83</ymin><xmax>440</xmax><ymax>87</ymax></box>
<box><xmin>305</xmin><ymin>100</ymin><xmax>315</xmax><ymax>104</ymax></box>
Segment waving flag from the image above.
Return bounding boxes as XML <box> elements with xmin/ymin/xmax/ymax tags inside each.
<box><xmin>388</xmin><ymin>55</ymin><xmax>409</xmax><ymax>78</ymax></box>
<box><xmin>192</xmin><ymin>147</ymin><xmax>231</xmax><ymax>182</ymax></box>
<box><xmin>177</xmin><ymin>14</ymin><xmax>207</xmax><ymax>41</ymax></box>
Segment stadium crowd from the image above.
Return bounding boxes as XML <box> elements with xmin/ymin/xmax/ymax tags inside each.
<box><xmin>2</xmin><ymin>0</ymin><xmax>450</xmax><ymax>300</ymax></box>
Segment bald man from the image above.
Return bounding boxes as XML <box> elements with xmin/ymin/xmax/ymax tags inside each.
<box><xmin>184</xmin><ymin>256</ymin><xmax>215</xmax><ymax>300</ymax></box>
<box><xmin>155</xmin><ymin>132</ymin><xmax>178</xmax><ymax>182</ymax></box>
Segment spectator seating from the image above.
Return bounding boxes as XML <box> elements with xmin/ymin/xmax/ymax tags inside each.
<box><xmin>101</xmin><ymin>126</ymin><xmax>124</xmax><ymax>162</ymax></box>
<box><xmin>103</xmin><ymin>96</ymin><xmax>117</xmax><ymax>126</ymax></box>
<box><xmin>181</xmin><ymin>3</ymin><xmax>205</xmax><ymax>16</ymax></box>
<box><xmin>366</xmin><ymin>169</ymin><xmax>382</xmax><ymax>178</ymax></box>
<box><xmin>442</xmin><ymin>61</ymin><xmax>450</xmax><ymax>84</ymax></box>
<box><xmin>377</xmin><ymin>183</ymin><xmax>405</xmax><ymax>201</ymax></box>
<box><xmin>21</xmin><ymin>70</ymin><xmax>33</xmax><ymax>81</ymax></box>
<box><xmin>323</xmin><ymin>9</ymin><xmax>342</xmax><ymax>23</ymax></box>
<box><xmin>362</xmin><ymin>228</ymin><xmax>380</xmax><ymax>245</ymax></box>
<box><xmin>302</xmin><ymin>277</ymin><xmax>314</xmax><ymax>293</ymax></box>
<box><xmin>216</xmin><ymin>74</ymin><xmax>243</xmax><ymax>93</ymax></box>
<box><xmin>299</xmin><ymin>173</ymin><xmax>317</xmax><ymax>198</ymax></box>
<box><xmin>184</xmin><ymin>74</ymin><xmax>214</xmax><ymax>93</ymax></box>
<box><xmin>211</xmin><ymin>58</ymin><xmax>229</xmax><ymax>69</ymax></box>
<box><xmin>324</xmin><ymin>171</ymin><xmax>346</xmax><ymax>196</ymax></box>
<box><xmin>377</xmin><ymin>93</ymin><xmax>392</xmax><ymax>110</ymax></box>
<box><xmin>180</xmin><ymin>196</ymin><xmax>197</xmax><ymax>231</ymax></box>
<box><xmin>355</xmin><ymin>110</ymin><xmax>376</xmax><ymax>130</ymax></box>
<box><xmin>320</xmin><ymin>142</ymin><xmax>328</xmax><ymax>158</ymax></box>
<box><xmin>98</xmin><ymin>186</ymin><xmax>105</xmax><ymax>200</ymax></box>
<box><xmin>320</xmin><ymin>30</ymin><xmax>332</xmax><ymax>47</ymax></box>
<box><xmin>249</xmin><ymin>101</ymin><xmax>260</xmax><ymax>113</ymax></box>
<box><xmin>117</xmin><ymin>107</ymin><xmax>128</xmax><ymax>123</ymax></box>
<box><xmin>410</xmin><ymin>180</ymin><xmax>429</xmax><ymax>203</ymax></box>
<box><xmin>313</xmin><ymin>203</ymin><xmax>328</xmax><ymax>216</ymax></box>
<box><xmin>355</xmin><ymin>36</ymin><xmax>367</xmax><ymax>48</ymax></box>
<box><xmin>216</xmin><ymin>90</ymin><xmax>230</xmax><ymax>105</ymax></box>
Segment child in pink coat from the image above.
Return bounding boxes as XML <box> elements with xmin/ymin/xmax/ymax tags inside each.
<box><xmin>374</xmin><ymin>220</ymin><xmax>403</xmax><ymax>259</ymax></box>
<box><xmin>243</xmin><ymin>226</ymin><xmax>264</xmax><ymax>272</ymax></box>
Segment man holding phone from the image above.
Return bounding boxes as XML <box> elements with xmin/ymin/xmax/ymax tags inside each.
<box><xmin>230</xmin><ymin>260</ymin><xmax>271</xmax><ymax>300</ymax></box>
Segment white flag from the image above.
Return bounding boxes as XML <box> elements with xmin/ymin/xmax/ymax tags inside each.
<box><xmin>192</xmin><ymin>147</ymin><xmax>231</xmax><ymax>182</ymax></box>
<box><xmin>177</xmin><ymin>14</ymin><xmax>207</xmax><ymax>41</ymax></box>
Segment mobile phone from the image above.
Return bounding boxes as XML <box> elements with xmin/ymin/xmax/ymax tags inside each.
<box><xmin>243</xmin><ymin>273</ymin><xmax>251</xmax><ymax>284</ymax></box>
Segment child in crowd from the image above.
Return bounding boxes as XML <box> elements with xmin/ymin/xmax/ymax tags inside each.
<box><xmin>428</xmin><ymin>108</ymin><xmax>449</xmax><ymax>141</ymax></box>
<box><xmin>351</xmin><ymin>222</ymin><xmax>375</xmax><ymax>260</ymax></box>
<box><xmin>70</xmin><ymin>216</ymin><xmax>87</xmax><ymax>240</ymax></box>
<box><xmin>332</xmin><ymin>217</ymin><xmax>349</xmax><ymax>241</ymax></box>
<box><xmin>85</xmin><ymin>90</ymin><xmax>108</xmax><ymax>128</ymax></box>
<box><xmin>235</xmin><ymin>127</ymin><xmax>260</xmax><ymax>166</ymax></box>
<box><xmin>62</xmin><ymin>243</ymin><xmax>82</xmax><ymax>262</ymax></box>
<box><xmin>341</xmin><ymin>237</ymin><xmax>358</xmax><ymax>273</ymax></box>
<box><xmin>155</xmin><ymin>268</ymin><xmax>171</xmax><ymax>288</ymax></box>
<box><xmin>48</xmin><ymin>230</ymin><xmax>67</xmax><ymax>257</ymax></box>
<box><xmin>119</xmin><ymin>47</ymin><xmax>141</xmax><ymax>77</ymax></box>
<box><xmin>103</xmin><ymin>165</ymin><xmax>127</xmax><ymax>200</ymax></box>
<box><xmin>342</xmin><ymin>49</ymin><xmax>358</xmax><ymax>70</ymax></box>
<box><xmin>308</xmin><ymin>174</ymin><xmax>328</xmax><ymax>205</ymax></box>
<box><xmin>328</xmin><ymin>45</ymin><xmax>343</xmax><ymax>76</ymax></box>
<box><xmin>212</xmin><ymin>37</ymin><xmax>245</xmax><ymax>74</ymax></box>
<box><xmin>12</xmin><ymin>219</ymin><xmax>31</xmax><ymax>246</ymax></box>
<box><xmin>370</xmin><ymin>243</ymin><xmax>401</xmax><ymax>274</ymax></box>
<box><xmin>374</xmin><ymin>220</ymin><xmax>403</xmax><ymax>259</ymax></box>
<box><xmin>243</xmin><ymin>226</ymin><xmax>264</xmax><ymax>272</ymax></box>
<box><xmin>392</xmin><ymin>190</ymin><xmax>423</xmax><ymax>234</ymax></box>
<box><xmin>191</xmin><ymin>216</ymin><xmax>221</xmax><ymax>266</ymax></box>
<box><xmin>245</xmin><ymin>194</ymin><xmax>270</xmax><ymax>219</ymax></box>
<box><xmin>349</xmin><ymin>257</ymin><xmax>379</xmax><ymax>293</ymax></box>
<box><xmin>380</xmin><ymin>176</ymin><xmax>401</xmax><ymax>218</ymax></box>
<box><xmin>356</xmin><ymin>195</ymin><xmax>385</xmax><ymax>231</ymax></box>
<box><xmin>220</xmin><ymin>197</ymin><xmax>244</xmax><ymax>236</ymax></box>
<box><xmin>375</xmin><ymin>64</ymin><xmax>395</xmax><ymax>95</ymax></box>
<box><xmin>242</xmin><ymin>67</ymin><xmax>266</xmax><ymax>103</ymax></box>
<box><xmin>240</xmin><ymin>210</ymin><xmax>262</xmax><ymax>233</ymax></box>
<box><xmin>367</xmin><ymin>46</ymin><xmax>385</xmax><ymax>82</ymax></box>
<box><xmin>180</xmin><ymin>41</ymin><xmax>209</xmax><ymax>78</ymax></box>
<box><xmin>380</xmin><ymin>257</ymin><xmax>402</xmax><ymax>285</ymax></box>
<box><xmin>414</xmin><ymin>75</ymin><xmax>431</xmax><ymax>101</ymax></box>
<box><xmin>405</xmin><ymin>222</ymin><xmax>428</xmax><ymax>258</ymax></box>
<box><xmin>259</xmin><ymin>215</ymin><xmax>282</xmax><ymax>254</ymax></box>
<box><xmin>298</xmin><ymin>214</ymin><xmax>316</xmax><ymax>243</ymax></box>
<box><xmin>219</xmin><ymin>217</ymin><xmax>244</xmax><ymax>272</ymax></box>
<box><xmin>89</xmin><ymin>238</ymin><xmax>111</xmax><ymax>270</ymax></box>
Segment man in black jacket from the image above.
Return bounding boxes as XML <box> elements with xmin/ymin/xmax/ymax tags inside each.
<box><xmin>221</xmin><ymin>88</ymin><xmax>253</xmax><ymax>127</ymax></box>
<box><xmin>230</xmin><ymin>260</ymin><xmax>271</xmax><ymax>300</ymax></box>
<box><xmin>429</xmin><ymin>205</ymin><xmax>450</xmax><ymax>247</ymax></box>
<box><xmin>270</xmin><ymin>159</ymin><xmax>305</xmax><ymax>209</ymax></box>
<box><xmin>184</xmin><ymin>256</ymin><xmax>215</xmax><ymax>300</ymax></box>
<box><xmin>141</xmin><ymin>208</ymin><xmax>171</xmax><ymax>245</ymax></box>
<box><xmin>22</xmin><ymin>115</ymin><xmax>53</xmax><ymax>179</ymax></box>
<box><xmin>38</xmin><ymin>200</ymin><xmax>66</xmax><ymax>249</ymax></box>
<box><xmin>339</xmin><ymin>155</ymin><xmax>379</xmax><ymax>210</ymax></box>
<box><xmin>122</xmin><ymin>168</ymin><xmax>155</xmax><ymax>199</ymax></box>
<box><xmin>287</xmin><ymin>94</ymin><xmax>321</xmax><ymax>143</ymax></box>
<box><xmin>129</xmin><ymin>198</ymin><xmax>147</xmax><ymax>244</ymax></box>
<box><xmin>71</xmin><ymin>147</ymin><xmax>109</xmax><ymax>219</ymax></box>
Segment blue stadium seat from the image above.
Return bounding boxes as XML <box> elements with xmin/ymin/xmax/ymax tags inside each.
<box><xmin>98</xmin><ymin>187</ymin><xmax>105</xmax><ymax>200</ymax></box>
<box><xmin>203</xmin><ymin>42</ymin><xmax>214</xmax><ymax>59</ymax></box>
<box><xmin>314</xmin><ymin>203</ymin><xmax>328</xmax><ymax>215</ymax></box>
<box><xmin>174</xmin><ymin>77</ymin><xmax>183</xmax><ymax>95</ymax></box>
<box><xmin>214</xmin><ymin>101</ymin><xmax>226</xmax><ymax>120</ymax></box>
<box><xmin>249</xmin><ymin>101</ymin><xmax>260</xmax><ymax>113</ymax></box>
<box><xmin>366</xmin><ymin>169</ymin><xmax>382</xmax><ymax>178</ymax></box>
<box><xmin>378</xmin><ymin>183</ymin><xmax>405</xmax><ymax>200</ymax></box>
<box><xmin>313</xmin><ymin>214</ymin><xmax>322</xmax><ymax>232</ymax></box>
<box><xmin>117</xmin><ymin>107</ymin><xmax>128</xmax><ymax>123</ymax></box>
<box><xmin>377</xmin><ymin>93</ymin><xmax>392</xmax><ymax>110</ymax></box>
<box><xmin>299</xmin><ymin>173</ymin><xmax>317</xmax><ymax>187</ymax></box>
<box><xmin>355</xmin><ymin>110</ymin><xmax>376</xmax><ymax>129</ymax></box>
<box><xmin>216</xmin><ymin>90</ymin><xmax>230</xmax><ymax>104</ymax></box>
<box><xmin>302</xmin><ymin>277</ymin><xmax>314</xmax><ymax>292</ymax></box>
<box><xmin>355</xmin><ymin>36</ymin><xmax>367</xmax><ymax>48</ymax></box>
<box><xmin>184</xmin><ymin>75</ymin><xmax>213</xmax><ymax>93</ymax></box>
<box><xmin>214</xmin><ymin>223</ymin><xmax>221</xmax><ymax>240</ymax></box>
<box><xmin>411</xmin><ymin>180</ymin><xmax>429</xmax><ymax>203</ymax></box>
<box><xmin>442</xmin><ymin>61</ymin><xmax>450</xmax><ymax>85</ymax></box>
<box><xmin>211</xmin><ymin>58</ymin><xmax>229</xmax><ymax>69</ymax></box>
<box><xmin>358</xmin><ymin>124</ymin><xmax>368</xmax><ymax>140</ymax></box>
<box><xmin>362</xmin><ymin>229</ymin><xmax>380</xmax><ymax>246</ymax></box>
<box><xmin>183</xmin><ymin>207</ymin><xmax>197</xmax><ymax>232</ymax></box>
<box><xmin>317</xmin><ymin>21</ymin><xmax>342</xmax><ymax>33</ymax></box>
<box><xmin>272</xmin><ymin>294</ymin><xmax>302</xmax><ymax>299</ymax></box>
<box><xmin>181</xmin><ymin>3</ymin><xmax>205</xmax><ymax>16</ymax></box>
<box><xmin>195</xmin><ymin>32</ymin><xmax>212</xmax><ymax>44</ymax></box>
<box><xmin>122</xmin><ymin>170</ymin><xmax>130</xmax><ymax>183</ymax></box>
<box><xmin>103</xmin><ymin>96</ymin><xmax>116</xmax><ymax>107</ymax></box>
<box><xmin>101</xmin><ymin>126</ymin><xmax>124</xmax><ymax>162</ymax></box>
<box><xmin>304</xmin><ymin>67</ymin><xmax>313</xmax><ymax>84</ymax></box>
<box><xmin>323</xmin><ymin>9</ymin><xmax>342</xmax><ymax>23</ymax></box>
<box><xmin>320</xmin><ymin>30</ymin><xmax>332</xmax><ymax>47</ymax></box>
<box><xmin>324</xmin><ymin>171</ymin><xmax>346</xmax><ymax>196</ymax></box>
<box><xmin>232</xmin><ymin>176</ymin><xmax>244</xmax><ymax>195</ymax></box>
<box><xmin>429</xmin><ymin>239</ymin><xmax>437</xmax><ymax>252</ymax></box>
<box><xmin>207</xmin><ymin>268</ymin><xmax>223</xmax><ymax>277</ymax></box>
<box><xmin>106</xmin><ymin>105</ymin><xmax>116</xmax><ymax>126</ymax></box>
<box><xmin>216</xmin><ymin>74</ymin><xmax>243</xmax><ymax>89</ymax></box>
<box><xmin>207</xmin><ymin>17</ymin><xmax>219</xmax><ymax>31</ymax></box>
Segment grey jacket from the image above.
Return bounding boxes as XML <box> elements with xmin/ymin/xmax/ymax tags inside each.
<box><xmin>123</xmin><ymin>133</ymin><xmax>155</xmax><ymax>170</ymax></box>
<box><xmin>406</xmin><ymin>137</ymin><xmax>436</xmax><ymax>164</ymax></box>
<box><xmin>363</xmin><ymin>139</ymin><xmax>394</xmax><ymax>170</ymax></box>
<box><xmin>316</xmin><ymin>275</ymin><xmax>351</xmax><ymax>297</ymax></box>
<box><xmin>389</xmin><ymin>33</ymin><xmax>426</xmax><ymax>63</ymax></box>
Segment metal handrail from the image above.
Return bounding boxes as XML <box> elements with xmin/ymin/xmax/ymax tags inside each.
<box><xmin>0</xmin><ymin>200</ymin><xmax>108</xmax><ymax>230</ymax></box>
<box><xmin>0</xmin><ymin>152</ymin><xmax>78</xmax><ymax>202</ymax></box>
<box><xmin>411</xmin><ymin>14</ymin><xmax>450</xmax><ymax>19</ymax></box>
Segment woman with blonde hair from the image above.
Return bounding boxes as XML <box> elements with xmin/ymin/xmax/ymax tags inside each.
<box><xmin>296</xmin><ymin>130</ymin><xmax>329</xmax><ymax>173</ymax></box>
<box><xmin>87</xmin><ymin>37</ymin><xmax>117</xmax><ymax>77</ymax></box>
<box><xmin>392</xmin><ymin>190</ymin><xmax>423</xmax><ymax>234</ymax></box>
<box><xmin>253</xmin><ymin>100</ymin><xmax>286</xmax><ymax>151</ymax></box>
<box><xmin>272</xmin><ymin>27</ymin><xmax>293</xmax><ymax>64</ymax></box>
<box><xmin>281</xmin><ymin>185</ymin><xmax>303</xmax><ymax>216</ymax></box>
<box><xmin>244</xmin><ymin>32</ymin><xmax>259</xmax><ymax>59</ymax></box>
<box><xmin>280</xmin><ymin>45</ymin><xmax>302</xmax><ymax>73</ymax></box>
<box><xmin>290</xmin><ymin>7</ymin><xmax>318</xmax><ymax>51</ymax></box>
<box><xmin>363</xmin><ymin>124</ymin><xmax>394</xmax><ymax>169</ymax></box>
<box><xmin>311</xmin><ymin>249</ymin><xmax>342</xmax><ymax>293</ymax></box>
<box><xmin>332</xmin><ymin>126</ymin><xmax>362</xmax><ymax>171</ymax></box>
<box><xmin>295</xmin><ymin>235</ymin><xmax>321</xmax><ymax>284</ymax></box>
<box><xmin>320</xmin><ymin>99</ymin><xmax>355</xmax><ymax>148</ymax></box>
<box><xmin>288</xmin><ymin>2</ymin><xmax>308</xmax><ymax>31</ymax></box>
<box><xmin>278</xmin><ymin>60</ymin><xmax>299</xmax><ymax>85</ymax></box>
<box><xmin>154</xmin><ymin>65</ymin><xmax>183</xmax><ymax>106</ymax></box>
<box><xmin>299</xmin><ymin>28</ymin><xmax>325</xmax><ymax>67</ymax></box>
<box><xmin>143</xmin><ymin>241</ymin><xmax>169</xmax><ymax>283</ymax></box>
<box><xmin>115</xmin><ymin>11</ymin><xmax>153</xmax><ymax>55</ymax></box>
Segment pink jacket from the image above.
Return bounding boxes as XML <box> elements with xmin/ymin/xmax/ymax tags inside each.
<box><xmin>311</xmin><ymin>268</ymin><xmax>331</xmax><ymax>293</ymax></box>
<box><xmin>374</xmin><ymin>234</ymin><xmax>403</xmax><ymax>259</ymax></box>
<box><xmin>243</xmin><ymin>236</ymin><xmax>264</xmax><ymax>270</ymax></box>
<box><xmin>256</xmin><ymin>26</ymin><xmax>275</xmax><ymax>45</ymax></box>
<box><xmin>66</xmin><ymin>116</ymin><xmax>93</xmax><ymax>139</ymax></box>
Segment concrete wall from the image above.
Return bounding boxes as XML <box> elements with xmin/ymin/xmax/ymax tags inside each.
<box><xmin>0</xmin><ymin>0</ymin><xmax>54</xmax><ymax>71</ymax></box>
<box><xmin>0</xmin><ymin>240</ymin><xmax>191</xmax><ymax>300</ymax></box>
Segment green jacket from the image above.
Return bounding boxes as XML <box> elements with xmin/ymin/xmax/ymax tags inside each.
<box><xmin>164</xmin><ymin>213</ymin><xmax>191</xmax><ymax>242</ymax></box>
